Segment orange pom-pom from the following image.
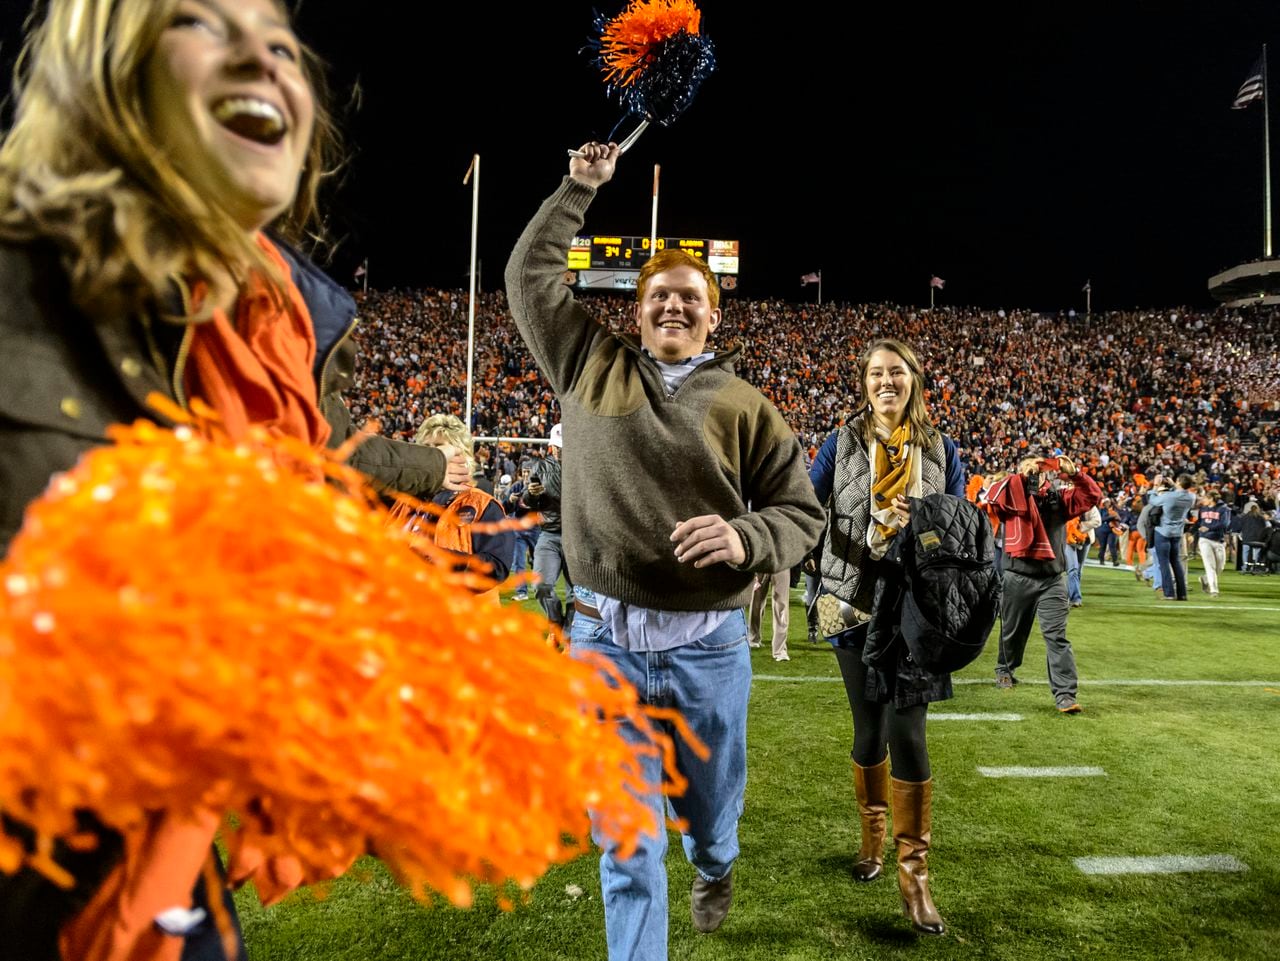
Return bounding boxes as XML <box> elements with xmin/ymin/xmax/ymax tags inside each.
<box><xmin>0</xmin><ymin>405</ymin><xmax>700</xmax><ymax>906</ymax></box>
<box><xmin>598</xmin><ymin>0</ymin><xmax>703</xmax><ymax>88</ymax></box>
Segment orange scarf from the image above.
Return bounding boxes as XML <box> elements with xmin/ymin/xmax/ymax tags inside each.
<box><xmin>871</xmin><ymin>422</ymin><xmax>914</xmax><ymax>540</ymax></box>
<box><xmin>183</xmin><ymin>235</ymin><xmax>331</xmax><ymax>447</ymax></box>
<box><xmin>391</xmin><ymin>489</ymin><xmax>505</xmax><ymax>604</ymax></box>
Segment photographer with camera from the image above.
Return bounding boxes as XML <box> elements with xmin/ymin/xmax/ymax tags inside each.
<box><xmin>989</xmin><ymin>453</ymin><xmax>1101</xmax><ymax>714</ymax></box>
<box><xmin>523</xmin><ymin>424</ymin><xmax>573</xmax><ymax>627</ymax></box>
<box><xmin>1148</xmin><ymin>474</ymin><xmax>1197</xmax><ymax>601</ymax></box>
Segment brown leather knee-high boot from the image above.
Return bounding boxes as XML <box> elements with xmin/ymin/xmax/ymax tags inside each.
<box><xmin>891</xmin><ymin>776</ymin><xmax>945</xmax><ymax>935</ymax></box>
<box><xmin>852</xmin><ymin>758</ymin><xmax>890</xmax><ymax>881</ymax></box>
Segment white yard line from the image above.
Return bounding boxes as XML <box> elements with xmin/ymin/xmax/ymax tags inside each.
<box><xmin>978</xmin><ymin>766</ymin><xmax>1106</xmax><ymax>778</ymax></box>
<box><xmin>927</xmin><ymin>712</ymin><xmax>1023</xmax><ymax>721</ymax></box>
<box><xmin>1074</xmin><ymin>855</ymin><xmax>1248</xmax><ymax>875</ymax></box>
<box><xmin>788</xmin><ymin>585</ymin><xmax>1280</xmax><ymax>613</ymax></box>
<box><xmin>956</xmin><ymin>678</ymin><xmax>1280</xmax><ymax>687</ymax></box>
<box><xmin>753</xmin><ymin>674</ymin><xmax>841</xmax><ymax>682</ymax></box>
<box><xmin>753</xmin><ymin>675</ymin><xmax>1280</xmax><ymax>686</ymax></box>
<box><xmin>1101</xmin><ymin>604</ymin><xmax>1280</xmax><ymax>612</ymax></box>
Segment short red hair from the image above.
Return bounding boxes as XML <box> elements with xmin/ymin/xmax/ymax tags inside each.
<box><xmin>636</xmin><ymin>249</ymin><xmax>719</xmax><ymax>310</ymax></box>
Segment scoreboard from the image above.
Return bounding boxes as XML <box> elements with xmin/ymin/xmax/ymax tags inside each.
<box><xmin>568</xmin><ymin>236</ymin><xmax>740</xmax><ymax>275</ymax></box>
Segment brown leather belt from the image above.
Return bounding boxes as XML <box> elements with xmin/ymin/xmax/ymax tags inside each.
<box><xmin>573</xmin><ymin>597</ymin><xmax>603</xmax><ymax>620</ymax></box>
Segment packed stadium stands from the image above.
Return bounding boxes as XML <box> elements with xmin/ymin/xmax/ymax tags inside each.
<box><xmin>347</xmin><ymin>289</ymin><xmax>1279</xmax><ymax>507</ymax></box>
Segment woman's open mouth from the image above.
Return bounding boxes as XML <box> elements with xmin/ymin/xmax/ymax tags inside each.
<box><xmin>212</xmin><ymin>97</ymin><xmax>286</xmax><ymax>146</ymax></box>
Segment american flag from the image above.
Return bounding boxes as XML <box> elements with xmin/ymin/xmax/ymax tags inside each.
<box><xmin>354</xmin><ymin>259</ymin><xmax>368</xmax><ymax>279</ymax></box>
<box><xmin>800</xmin><ymin>271</ymin><xmax>821</xmax><ymax>285</ymax></box>
<box><xmin>929</xmin><ymin>275</ymin><xmax>945</xmax><ymax>290</ymax></box>
<box><xmin>1233</xmin><ymin>56</ymin><xmax>1264</xmax><ymax>109</ymax></box>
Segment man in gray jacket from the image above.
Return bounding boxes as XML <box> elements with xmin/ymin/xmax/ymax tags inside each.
<box><xmin>505</xmin><ymin>141</ymin><xmax>824</xmax><ymax>961</ymax></box>
<box><xmin>523</xmin><ymin>423</ymin><xmax>571</xmax><ymax>625</ymax></box>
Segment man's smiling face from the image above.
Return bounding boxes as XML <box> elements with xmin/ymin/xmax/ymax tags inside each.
<box><xmin>635</xmin><ymin>264</ymin><xmax>722</xmax><ymax>363</ymax></box>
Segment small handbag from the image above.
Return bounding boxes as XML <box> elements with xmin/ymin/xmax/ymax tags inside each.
<box><xmin>816</xmin><ymin>592</ymin><xmax>870</xmax><ymax>638</ymax></box>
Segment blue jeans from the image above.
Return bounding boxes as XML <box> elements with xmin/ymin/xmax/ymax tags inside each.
<box><xmin>1144</xmin><ymin>555</ymin><xmax>1162</xmax><ymax>592</ymax></box>
<box><xmin>1154</xmin><ymin>532</ymin><xmax>1186</xmax><ymax>599</ymax></box>
<box><xmin>533</xmin><ymin>531</ymin><xmax>571</xmax><ymax>624</ymax></box>
<box><xmin>1094</xmin><ymin>527</ymin><xmax>1120</xmax><ymax>565</ymax></box>
<box><xmin>569</xmin><ymin>607</ymin><xmax>751</xmax><ymax>961</ymax></box>
<box><xmin>1065</xmin><ymin>542</ymin><xmax>1086</xmax><ymax>603</ymax></box>
<box><xmin>510</xmin><ymin>527</ymin><xmax>539</xmax><ymax>587</ymax></box>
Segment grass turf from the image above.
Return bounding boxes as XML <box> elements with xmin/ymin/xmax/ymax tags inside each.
<box><xmin>235</xmin><ymin>561</ymin><xmax>1280</xmax><ymax>960</ymax></box>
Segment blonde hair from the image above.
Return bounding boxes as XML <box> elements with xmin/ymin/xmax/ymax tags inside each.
<box><xmin>0</xmin><ymin>0</ymin><xmax>341</xmax><ymax>321</ymax></box>
<box><xmin>856</xmin><ymin>338</ymin><xmax>939</xmax><ymax>447</ymax></box>
<box><xmin>415</xmin><ymin>413</ymin><xmax>475</xmax><ymax>472</ymax></box>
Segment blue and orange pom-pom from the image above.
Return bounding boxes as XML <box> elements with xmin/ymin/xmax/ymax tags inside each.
<box><xmin>587</xmin><ymin>0</ymin><xmax>717</xmax><ymax>127</ymax></box>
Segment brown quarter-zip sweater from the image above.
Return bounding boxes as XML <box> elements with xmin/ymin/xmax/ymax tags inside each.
<box><xmin>505</xmin><ymin>177</ymin><xmax>824</xmax><ymax>611</ymax></box>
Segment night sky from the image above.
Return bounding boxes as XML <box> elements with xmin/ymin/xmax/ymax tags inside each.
<box><xmin>3</xmin><ymin>0</ymin><xmax>1280</xmax><ymax>309</ymax></box>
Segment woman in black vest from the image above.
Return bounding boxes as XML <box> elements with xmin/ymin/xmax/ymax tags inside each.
<box><xmin>810</xmin><ymin>338</ymin><xmax>965</xmax><ymax>935</ymax></box>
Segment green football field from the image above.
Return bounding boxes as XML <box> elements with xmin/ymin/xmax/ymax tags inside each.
<box><xmin>235</xmin><ymin>561</ymin><xmax>1280</xmax><ymax>961</ymax></box>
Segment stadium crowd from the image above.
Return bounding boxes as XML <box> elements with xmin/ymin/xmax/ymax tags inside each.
<box><xmin>347</xmin><ymin>289</ymin><xmax>1280</xmax><ymax>510</ymax></box>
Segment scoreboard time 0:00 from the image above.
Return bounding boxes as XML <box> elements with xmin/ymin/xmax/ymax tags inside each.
<box><xmin>568</xmin><ymin>236</ymin><xmax>740</xmax><ymax>275</ymax></box>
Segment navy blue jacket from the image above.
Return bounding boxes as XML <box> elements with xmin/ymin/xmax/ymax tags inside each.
<box><xmin>1196</xmin><ymin>501</ymin><xmax>1231</xmax><ymax>542</ymax></box>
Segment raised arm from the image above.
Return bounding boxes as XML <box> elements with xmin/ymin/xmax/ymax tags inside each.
<box><xmin>321</xmin><ymin>379</ymin><xmax>468</xmax><ymax>496</ymax></box>
<box><xmin>503</xmin><ymin>143</ymin><xmax>622</xmax><ymax>397</ymax></box>
<box><xmin>1059</xmin><ymin>458</ymin><xmax>1102</xmax><ymax>518</ymax></box>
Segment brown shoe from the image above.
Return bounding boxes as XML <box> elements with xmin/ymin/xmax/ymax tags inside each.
<box><xmin>852</xmin><ymin>759</ymin><xmax>889</xmax><ymax>882</ymax></box>
<box><xmin>691</xmin><ymin>870</ymin><xmax>733</xmax><ymax>933</ymax></box>
<box><xmin>892</xmin><ymin>778</ymin><xmax>945</xmax><ymax>935</ymax></box>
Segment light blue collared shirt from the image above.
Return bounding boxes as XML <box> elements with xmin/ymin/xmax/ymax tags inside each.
<box><xmin>592</xmin><ymin>592</ymin><xmax>734</xmax><ymax>652</ymax></box>
<box><xmin>649</xmin><ymin>349</ymin><xmax>715</xmax><ymax>395</ymax></box>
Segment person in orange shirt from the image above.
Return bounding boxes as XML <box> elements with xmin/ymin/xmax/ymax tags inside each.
<box><xmin>1121</xmin><ymin>494</ymin><xmax>1148</xmax><ymax>576</ymax></box>
<box><xmin>405</xmin><ymin>414</ymin><xmax>512</xmax><ymax>605</ymax></box>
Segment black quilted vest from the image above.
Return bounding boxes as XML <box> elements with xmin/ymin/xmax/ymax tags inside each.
<box><xmin>893</xmin><ymin>493</ymin><xmax>1001</xmax><ymax>673</ymax></box>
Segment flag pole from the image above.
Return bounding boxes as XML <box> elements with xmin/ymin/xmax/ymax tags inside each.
<box><xmin>930</xmin><ymin>281</ymin><xmax>934</xmax><ymax>310</ymax></box>
<box><xmin>463</xmin><ymin>154</ymin><xmax>480</xmax><ymax>429</ymax></box>
<box><xmin>818</xmin><ymin>271</ymin><xmax>822</xmax><ymax>306</ymax></box>
<box><xmin>650</xmin><ymin>165</ymin><xmax>660</xmax><ymax>261</ymax></box>
<box><xmin>1264</xmin><ymin>44</ymin><xmax>1272</xmax><ymax>258</ymax></box>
